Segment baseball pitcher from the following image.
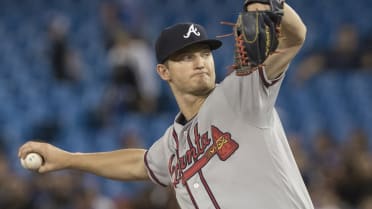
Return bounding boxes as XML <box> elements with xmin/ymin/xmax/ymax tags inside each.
<box><xmin>19</xmin><ymin>1</ymin><xmax>313</xmax><ymax>208</ymax></box>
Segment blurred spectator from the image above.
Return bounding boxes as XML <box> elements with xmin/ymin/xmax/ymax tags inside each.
<box><xmin>0</xmin><ymin>136</ymin><xmax>6</xmax><ymax>153</ymax></box>
<box><xmin>295</xmin><ymin>24</ymin><xmax>362</xmax><ymax>83</ymax></box>
<box><xmin>32</xmin><ymin>171</ymin><xmax>79</xmax><ymax>209</ymax></box>
<box><xmin>360</xmin><ymin>32</ymin><xmax>372</xmax><ymax>70</ymax></box>
<box><xmin>100</xmin><ymin>0</ymin><xmax>144</xmax><ymax>50</ymax></box>
<box><xmin>120</xmin><ymin>128</ymin><xmax>145</xmax><ymax>149</ymax></box>
<box><xmin>289</xmin><ymin>133</ymin><xmax>347</xmax><ymax>209</ymax></box>
<box><xmin>115</xmin><ymin>127</ymin><xmax>179</xmax><ymax>209</ymax></box>
<box><xmin>100</xmin><ymin>1</ymin><xmax>129</xmax><ymax>51</ymax></box>
<box><xmin>130</xmin><ymin>185</ymin><xmax>180</xmax><ymax>209</ymax></box>
<box><xmin>48</xmin><ymin>14</ymin><xmax>83</xmax><ymax>83</ymax></box>
<box><xmin>106</xmin><ymin>34</ymin><xmax>141</xmax><ymax>111</ymax></box>
<box><xmin>309</xmin><ymin>184</ymin><xmax>345</xmax><ymax>209</ymax></box>
<box><xmin>30</xmin><ymin>117</ymin><xmax>60</xmax><ymax>144</ymax></box>
<box><xmin>73</xmin><ymin>176</ymin><xmax>117</xmax><ymax>209</ymax></box>
<box><xmin>288</xmin><ymin>134</ymin><xmax>312</xmax><ymax>185</ymax></box>
<box><xmin>119</xmin><ymin>0</ymin><xmax>145</xmax><ymax>35</ymax></box>
<box><xmin>30</xmin><ymin>171</ymin><xmax>117</xmax><ymax>209</ymax></box>
<box><xmin>359</xmin><ymin>196</ymin><xmax>372</xmax><ymax>209</ymax></box>
<box><xmin>0</xmin><ymin>151</ymin><xmax>33</xmax><ymax>209</ymax></box>
<box><xmin>336</xmin><ymin>129</ymin><xmax>372</xmax><ymax>207</ymax></box>
<box><xmin>106</xmin><ymin>33</ymin><xmax>159</xmax><ymax>113</ymax></box>
<box><xmin>90</xmin><ymin>33</ymin><xmax>160</xmax><ymax>128</ymax></box>
<box><xmin>310</xmin><ymin>132</ymin><xmax>343</xmax><ymax>187</ymax></box>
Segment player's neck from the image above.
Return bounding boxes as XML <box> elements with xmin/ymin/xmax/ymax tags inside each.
<box><xmin>175</xmin><ymin>94</ymin><xmax>206</xmax><ymax>121</ymax></box>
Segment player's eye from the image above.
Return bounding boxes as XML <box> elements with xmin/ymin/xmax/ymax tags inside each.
<box><xmin>181</xmin><ymin>54</ymin><xmax>194</xmax><ymax>61</ymax></box>
<box><xmin>202</xmin><ymin>51</ymin><xmax>211</xmax><ymax>57</ymax></box>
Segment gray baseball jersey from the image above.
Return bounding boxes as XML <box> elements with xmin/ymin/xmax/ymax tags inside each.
<box><xmin>145</xmin><ymin>68</ymin><xmax>314</xmax><ymax>209</ymax></box>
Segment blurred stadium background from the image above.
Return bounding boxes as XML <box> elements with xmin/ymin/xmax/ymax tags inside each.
<box><xmin>1</xmin><ymin>0</ymin><xmax>372</xmax><ymax>208</ymax></box>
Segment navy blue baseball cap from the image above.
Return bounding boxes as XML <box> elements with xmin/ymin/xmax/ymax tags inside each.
<box><xmin>155</xmin><ymin>23</ymin><xmax>222</xmax><ymax>63</ymax></box>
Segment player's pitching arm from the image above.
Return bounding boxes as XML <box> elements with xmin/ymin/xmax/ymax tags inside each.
<box><xmin>18</xmin><ymin>141</ymin><xmax>149</xmax><ymax>181</ymax></box>
<box><xmin>259</xmin><ymin>3</ymin><xmax>307</xmax><ymax>80</ymax></box>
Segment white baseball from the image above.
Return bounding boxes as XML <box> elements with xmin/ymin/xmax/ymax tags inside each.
<box><xmin>21</xmin><ymin>153</ymin><xmax>43</xmax><ymax>170</ymax></box>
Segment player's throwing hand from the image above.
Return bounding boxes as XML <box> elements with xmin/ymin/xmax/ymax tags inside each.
<box><xmin>18</xmin><ymin>141</ymin><xmax>72</xmax><ymax>173</ymax></box>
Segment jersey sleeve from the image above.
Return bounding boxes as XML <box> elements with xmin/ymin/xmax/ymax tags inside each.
<box><xmin>144</xmin><ymin>128</ymin><xmax>172</xmax><ymax>187</ymax></box>
<box><xmin>219</xmin><ymin>67</ymin><xmax>286</xmax><ymax>128</ymax></box>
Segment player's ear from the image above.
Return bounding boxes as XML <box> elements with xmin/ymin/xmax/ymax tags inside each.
<box><xmin>156</xmin><ymin>63</ymin><xmax>170</xmax><ymax>81</ymax></box>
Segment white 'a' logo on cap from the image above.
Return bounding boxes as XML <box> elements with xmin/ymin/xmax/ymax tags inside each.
<box><xmin>183</xmin><ymin>24</ymin><xmax>201</xmax><ymax>38</ymax></box>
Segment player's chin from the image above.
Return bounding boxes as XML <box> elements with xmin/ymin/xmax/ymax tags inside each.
<box><xmin>193</xmin><ymin>74</ymin><xmax>214</xmax><ymax>84</ymax></box>
<box><xmin>191</xmin><ymin>82</ymin><xmax>215</xmax><ymax>96</ymax></box>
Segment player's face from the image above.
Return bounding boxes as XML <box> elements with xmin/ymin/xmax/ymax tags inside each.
<box><xmin>164</xmin><ymin>44</ymin><xmax>216</xmax><ymax>96</ymax></box>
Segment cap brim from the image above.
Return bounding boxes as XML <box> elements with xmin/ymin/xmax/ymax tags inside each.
<box><xmin>202</xmin><ymin>39</ymin><xmax>223</xmax><ymax>50</ymax></box>
<box><xmin>162</xmin><ymin>39</ymin><xmax>222</xmax><ymax>63</ymax></box>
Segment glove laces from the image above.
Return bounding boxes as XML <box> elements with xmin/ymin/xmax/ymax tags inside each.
<box><xmin>217</xmin><ymin>21</ymin><xmax>256</xmax><ymax>75</ymax></box>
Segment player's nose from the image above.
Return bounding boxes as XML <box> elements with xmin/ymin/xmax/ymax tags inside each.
<box><xmin>194</xmin><ymin>54</ymin><xmax>205</xmax><ymax>69</ymax></box>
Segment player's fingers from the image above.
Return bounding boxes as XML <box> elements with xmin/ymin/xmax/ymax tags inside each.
<box><xmin>246</xmin><ymin>3</ymin><xmax>271</xmax><ymax>11</ymax></box>
<box><xmin>18</xmin><ymin>141</ymin><xmax>43</xmax><ymax>158</ymax></box>
<box><xmin>38</xmin><ymin>165</ymin><xmax>51</xmax><ymax>173</ymax></box>
<box><xmin>18</xmin><ymin>141</ymin><xmax>34</xmax><ymax>158</ymax></box>
<box><xmin>38</xmin><ymin>164</ymin><xmax>46</xmax><ymax>173</ymax></box>
<box><xmin>38</xmin><ymin>161</ymin><xmax>57</xmax><ymax>173</ymax></box>
<box><xmin>18</xmin><ymin>142</ymin><xmax>32</xmax><ymax>158</ymax></box>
